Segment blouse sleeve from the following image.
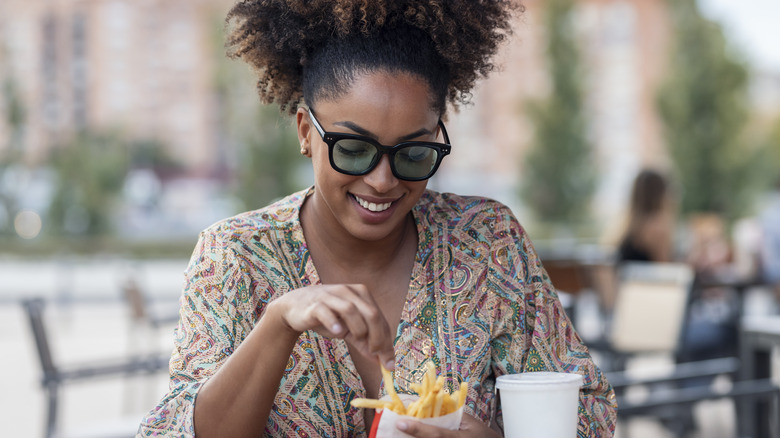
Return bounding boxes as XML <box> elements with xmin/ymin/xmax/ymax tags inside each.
<box><xmin>137</xmin><ymin>227</ymin><xmax>260</xmax><ymax>437</ymax></box>
<box><xmin>488</xmin><ymin>207</ymin><xmax>618</xmax><ymax>437</ymax></box>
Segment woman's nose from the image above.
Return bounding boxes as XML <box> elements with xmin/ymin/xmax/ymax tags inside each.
<box><xmin>363</xmin><ymin>155</ymin><xmax>398</xmax><ymax>193</ymax></box>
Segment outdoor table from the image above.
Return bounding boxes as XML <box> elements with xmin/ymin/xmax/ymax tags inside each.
<box><xmin>737</xmin><ymin>315</ymin><xmax>780</xmax><ymax>438</ymax></box>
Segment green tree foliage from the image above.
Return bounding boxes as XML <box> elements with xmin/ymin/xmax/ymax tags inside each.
<box><xmin>0</xmin><ymin>70</ymin><xmax>25</xmax><ymax>234</ymax></box>
<box><xmin>756</xmin><ymin>117</ymin><xmax>780</xmax><ymax>192</ymax></box>
<box><xmin>130</xmin><ymin>139</ymin><xmax>181</xmax><ymax>172</ymax></box>
<box><xmin>47</xmin><ymin>131</ymin><xmax>130</xmax><ymax>236</ymax></box>
<box><xmin>657</xmin><ymin>0</ymin><xmax>764</xmax><ymax>222</ymax></box>
<box><xmin>520</xmin><ymin>0</ymin><xmax>596</xmax><ymax>227</ymax></box>
<box><xmin>234</xmin><ymin>106</ymin><xmax>301</xmax><ymax>210</ymax></box>
<box><xmin>2</xmin><ymin>73</ymin><xmax>24</xmax><ymax>142</ymax></box>
<box><xmin>769</xmin><ymin>118</ymin><xmax>780</xmax><ymax>171</ymax></box>
<box><xmin>208</xmin><ymin>13</ymin><xmax>303</xmax><ymax>211</ymax></box>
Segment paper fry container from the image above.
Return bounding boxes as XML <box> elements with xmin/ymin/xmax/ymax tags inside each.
<box><xmin>369</xmin><ymin>394</ymin><xmax>464</xmax><ymax>438</ymax></box>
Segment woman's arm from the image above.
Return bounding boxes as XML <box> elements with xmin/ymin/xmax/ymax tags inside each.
<box><xmin>194</xmin><ymin>284</ymin><xmax>396</xmax><ymax>438</ymax></box>
<box><xmin>138</xmin><ymin>228</ymin><xmax>395</xmax><ymax>438</ymax></box>
<box><xmin>193</xmin><ymin>301</ymin><xmax>299</xmax><ymax>437</ymax></box>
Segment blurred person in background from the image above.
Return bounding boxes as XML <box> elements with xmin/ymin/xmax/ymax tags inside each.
<box><xmin>614</xmin><ymin>169</ymin><xmax>737</xmax><ymax>434</ymax></box>
<box><xmin>591</xmin><ymin>169</ymin><xmax>676</xmax><ymax>317</ymax></box>
<box><xmin>136</xmin><ymin>1</ymin><xmax>616</xmax><ymax>437</ymax></box>
<box><xmin>685</xmin><ymin>213</ymin><xmax>732</xmax><ymax>280</ymax></box>
<box><xmin>616</xmin><ymin>169</ymin><xmax>737</xmax><ymax>362</ymax></box>
<box><xmin>617</xmin><ymin>168</ymin><xmax>677</xmax><ymax>264</ymax></box>
<box><xmin>759</xmin><ymin>177</ymin><xmax>780</xmax><ymax>298</ymax></box>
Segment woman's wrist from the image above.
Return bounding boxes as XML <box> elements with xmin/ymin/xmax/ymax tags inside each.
<box><xmin>262</xmin><ymin>298</ymin><xmax>302</xmax><ymax>341</ymax></box>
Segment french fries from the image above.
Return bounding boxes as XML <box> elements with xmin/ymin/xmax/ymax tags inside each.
<box><xmin>350</xmin><ymin>362</ymin><xmax>468</xmax><ymax>418</ymax></box>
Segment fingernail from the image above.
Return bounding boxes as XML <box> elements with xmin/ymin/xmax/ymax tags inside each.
<box><xmin>385</xmin><ymin>359</ymin><xmax>395</xmax><ymax>370</ymax></box>
<box><xmin>332</xmin><ymin>323</ymin><xmax>342</xmax><ymax>333</ymax></box>
<box><xmin>397</xmin><ymin>420</ymin><xmax>408</xmax><ymax>431</ymax></box>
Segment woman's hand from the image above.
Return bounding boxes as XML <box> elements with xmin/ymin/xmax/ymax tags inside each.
<box><xmin>269</xmin><ymin>284</ymin><xmax>396</xmax><ymax>369</ymax></box>
<box><xmin>396</xmin><ymin>414</ymin><xmax>502</xmax><ymax>438</ymax></box>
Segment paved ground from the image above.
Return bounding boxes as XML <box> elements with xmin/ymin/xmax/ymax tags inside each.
<box><xmin>1</xmin><ymin>302</ymin><xmax>174</xmax><ymax>438</ymax></box>
<box><xmin>1</xmin><ymin>257</ymin><xmax>777</xmax><ymax>437</ymax></box>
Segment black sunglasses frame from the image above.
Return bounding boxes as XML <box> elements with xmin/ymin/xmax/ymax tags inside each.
<box><xmin>308</xmin><ymin>108</ymin><xmax>451</xmax><ymax>181</ymax></box>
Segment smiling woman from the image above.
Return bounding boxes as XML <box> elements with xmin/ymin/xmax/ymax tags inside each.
<box><xmin>136</xmin><ymin>1</ymin><xmax>617</xmax><ymax>437</ymax></box>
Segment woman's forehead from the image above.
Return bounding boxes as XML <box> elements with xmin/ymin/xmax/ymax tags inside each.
<box><xmin>312</xmin><ymin>71</ymin><xmax>440</xmax><ymax>117</ymax></box>
<box><xmin>311</xmin><ymin>76</ymin><xmax>441</xmax><ymax>143</ymax></box>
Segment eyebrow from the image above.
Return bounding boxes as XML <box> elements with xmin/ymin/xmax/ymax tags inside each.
<box><xmin>333</xmin><ymin>121</ymin><xmax>434</xmax><ymax>143</ymax></box>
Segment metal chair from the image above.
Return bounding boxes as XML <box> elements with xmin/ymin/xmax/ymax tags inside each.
<box><xmin>22</xmin><ymin>297</ymin><xmax>170</xmax><ymax>438</ymax></box>
<box><xmin>587</xmin><ymin>263</ymin><xmax>737</xmax><ymax>434</ymax></box>
<box><xmin>608</xmin><ymin>361</ymin><xmax>780</xmax><ymax>437</ymax></box>
<box><xmin>588</xmin><ymin>262</ymin><xmax>696</xmax><ymax>371</ymax></box>
<box><xmin>121</xmin><ymin>279</ymin><xmax>180</xmax><ymax>330</ymax></box>
<box><xmin>615</xmin><ymin>263</ymin><xmax>692</xmax><ymax>354</ymax></box>
<box><xmin>588</xmin><ymin>262</ymin><xmax>780</xmax><ymax>436</ymax></box>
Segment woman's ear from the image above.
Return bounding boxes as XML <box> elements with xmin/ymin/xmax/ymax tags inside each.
<box><xmin>296</xmin><ymin>108</ymin><xmax>313</xmax><ymax>158</ymax></box>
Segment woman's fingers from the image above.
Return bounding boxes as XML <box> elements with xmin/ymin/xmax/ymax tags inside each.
<box><xmin>277</xmin><ymin>284</ymin><xmax>395</xmax><ymax>368</ymax></box>
<box><xmin>326</xmin><ymin>287</ymin><xmax>371</xmax><ymax>339</ymax></box>
<box><xmin>339</xmin><ymin>286</ymin><xmax>390</xmax><ymax>339</ymax></box>
<box><xmin>339</xmin><ymin>285</ymin><xmax>395</xmax><ymax>369</ymax></box>
<box><xmin>310</xmin><ymin>301</ymin><xmax>345</xmax><ymax>336</ymax></box>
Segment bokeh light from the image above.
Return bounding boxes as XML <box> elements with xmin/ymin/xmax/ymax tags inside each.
<box><xmin>14</xmin><ymin>210</ymin><xmax>43</xmax><ymax>239</ymax></box>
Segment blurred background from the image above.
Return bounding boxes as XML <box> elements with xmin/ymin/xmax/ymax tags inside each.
<box><xmin>1</xmin><ymin>0</ymin><xmax>779</xmax><ymax>437</ymax></box>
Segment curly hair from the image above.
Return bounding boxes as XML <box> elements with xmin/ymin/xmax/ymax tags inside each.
<box><xmin>225</xmin><ymin>0</ymin><xmax>522</xmax><ymax>115</ymax></box>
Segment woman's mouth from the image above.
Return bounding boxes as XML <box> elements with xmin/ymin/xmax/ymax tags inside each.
<box><xmin>353</xmin><ymin>195</ymin><xmax>393</xmax><ymax>212</ymax></box>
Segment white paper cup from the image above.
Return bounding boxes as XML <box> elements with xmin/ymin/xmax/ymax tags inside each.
<box><xmin>495</xmin><ymin>372</ymin><xmax>583</xmax><ymax>438</ymax></box>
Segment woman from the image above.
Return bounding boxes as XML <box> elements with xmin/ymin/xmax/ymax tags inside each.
<box><xmin>138</xmin><ymin>1</ymin><xmax>616</xmax><ymax>437</ymax></box>
<box><xmin>617</xmin><ymin>169</ymin><xmax>676</xmax><ymax>264</ymax></box>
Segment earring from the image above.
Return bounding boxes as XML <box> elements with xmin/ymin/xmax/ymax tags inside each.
<box><xmin>300</xmin><ymin>146</ymin><xmax>309</xmax><ymax>155</ymax></box>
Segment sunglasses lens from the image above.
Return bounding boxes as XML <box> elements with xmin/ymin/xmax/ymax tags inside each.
<box><xmin>394</xmin><ymin>145</ymin><xmax>438</xmax><ymax>179</ymax></box>
<box><xmin>330</xmin><ymin>138</ymin><xmax>441</xmax><ymax>180</ymax></box>
<box><xmin>332</xmin><ymin>139</ymin><xmax>378</xmax><ymax>173</ymax></box>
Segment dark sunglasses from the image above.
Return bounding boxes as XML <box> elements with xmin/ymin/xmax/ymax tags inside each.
<box><xmin>308</xmin><ymin>108</ymin><xmax>451</xmax><ymax>181</ymax></box>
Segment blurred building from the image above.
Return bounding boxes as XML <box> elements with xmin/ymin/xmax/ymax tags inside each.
<box><xmin>440</xmin><ymin>0</ymin><xmax>673</xmax><ymax>229</ymax></box>
<box><xmin>0</xmin><ymin>0</ymin><xmax>232</xmax><ymax>173</ymax></box>
<box><xmin>0</xmin><ymin>0</ymin><xmax>773</xmax><ymax>239</ymax></box>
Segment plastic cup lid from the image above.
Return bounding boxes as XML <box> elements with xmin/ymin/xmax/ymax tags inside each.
<box><xmin>495</xmin><ymin>372</ymin><xmax>583</xmax><ymax>389</ymax></box>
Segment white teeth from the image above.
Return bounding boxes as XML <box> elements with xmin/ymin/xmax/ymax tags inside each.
<box><xmin>355</xmin><ymin>196</ymin><xmax>392</xmax><ymax>212</ymax></box>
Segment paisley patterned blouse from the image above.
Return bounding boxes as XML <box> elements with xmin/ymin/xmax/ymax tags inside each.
<box><xmin>137</xmin><ymin>187</ymin><xmax>617</xmax><ymax>437</ymax></box>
